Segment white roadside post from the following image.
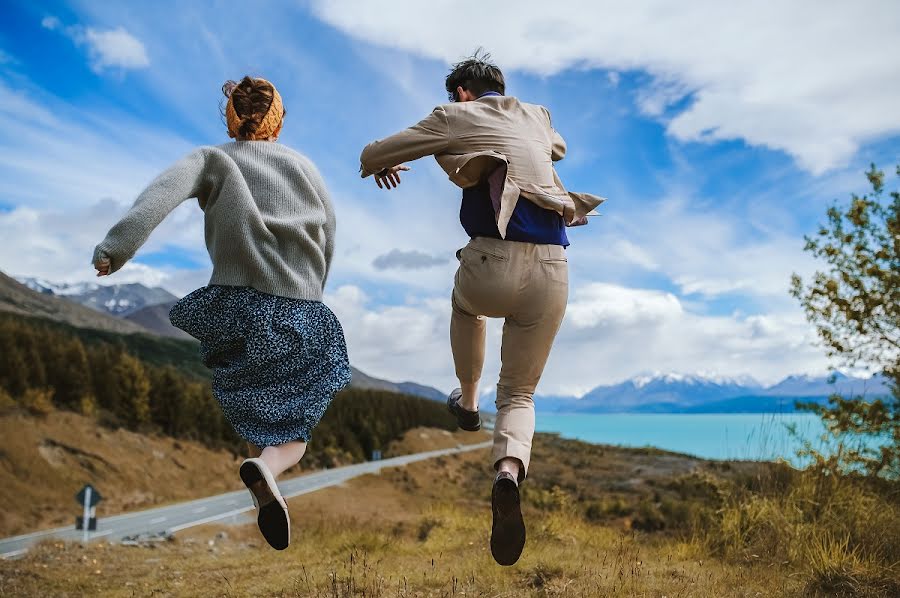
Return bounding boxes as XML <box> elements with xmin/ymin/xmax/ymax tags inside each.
<box><xmin>81</xmin><ymin>486</ymin><xmax>91</xmax><ymax>544</ymax></box>
<box><xmin>75</xmin><ymin>484</ymin><xmax>102</xmax><ymax>544</ymax></box>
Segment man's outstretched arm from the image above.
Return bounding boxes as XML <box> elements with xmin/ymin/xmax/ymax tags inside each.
<box><xmin>360</xmin><ymin>107</ymin><xmax>451</xmax><ymax>177</ymax></box>
<box><xmin>551</xmin><ymin>128</ymin><xmax>567</xmax><ymax>162</ymax></box>
<box><xmin>543</xmin><ymin>106</ymin><xmax>567</xmax><ymax>162</ymax></box>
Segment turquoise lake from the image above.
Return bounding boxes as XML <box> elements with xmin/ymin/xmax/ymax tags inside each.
<box><xmin>534</xmin><ymin>413</ymin><xmax>829</xmax><ymax>462</ymax></box>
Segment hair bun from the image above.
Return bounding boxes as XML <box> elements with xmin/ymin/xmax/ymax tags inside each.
<box><xmin>221</xmin><ymin>80</ymin><xmax>239</xmax><ymax>98</ymax></box>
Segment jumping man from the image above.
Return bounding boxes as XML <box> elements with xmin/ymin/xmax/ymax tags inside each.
<box><xmin>359</xmin><ymin>53</ymin><xmax>603</xmax><ymax>566</ymax></box>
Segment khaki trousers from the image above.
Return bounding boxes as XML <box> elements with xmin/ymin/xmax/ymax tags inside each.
<box><xmin>451</xmin><ymin>236</ymin><xmax>568</xmax><ymax>481</ymax></box>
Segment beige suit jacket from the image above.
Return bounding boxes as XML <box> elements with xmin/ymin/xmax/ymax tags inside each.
<box><xmin>359</xmin><ymin>95</ymin><xmax>604</xmax><ymax>238</ymax></box>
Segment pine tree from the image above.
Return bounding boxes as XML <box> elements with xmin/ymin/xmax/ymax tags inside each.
<box><xmin>0</xmin><ymin>322</ymin><xmax>28</xmax><ymax>396</ymax></box>
<box><xmin>108</xmin><ymin>352</ymin><xmax>152</xmax><ymax>428</ymax></box>
<box><xmin>51</xmin><ymin>339</ymin><xmax>92</xmax><ymax>409</ymax></box>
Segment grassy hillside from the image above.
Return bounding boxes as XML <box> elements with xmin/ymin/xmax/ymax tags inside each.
<box><xmin>4</xmin><ymin>433</ymin><xmax>897</xmax><ymax>596</ymax></box>
<box><xmin>0</xmin><ymin>410</ymin><xmax>481</xmax><ymax>537</ymax></box>
<box><xmin>0</xmin><ymin>410</ymin><xmax>241</xmax><ymax>536</ymax></box>
<box><xmin>0</xmin><ymin>310</ymin><xmax>457</xmax><ymax>475</ymax></box>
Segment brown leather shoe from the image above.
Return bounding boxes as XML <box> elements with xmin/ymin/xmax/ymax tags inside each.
<box><xmin>490</xmin><ymin>471</ymin><xmax>525</xmax><ymax>566</ymax></box>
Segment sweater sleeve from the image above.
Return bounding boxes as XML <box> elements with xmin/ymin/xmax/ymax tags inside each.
<box><xmin>359</xmin><ymin>107</ymin><xmax>451</xmax><ymax>177</ymax></box>
<box><xmin>314</xmin><ymin>170</ymin><xmax>337</xmax><ymax>286</ymax></box>
<box><xmin>92</xmin><ymin>148</ymin><xmax>212</xmax><ymax>274</ymax></box>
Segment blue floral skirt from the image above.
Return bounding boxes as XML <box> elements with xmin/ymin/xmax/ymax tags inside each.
<box><xmin>169</xmin><ymin>285</ymin><xmax>351</xmax><ymax>447</ymax></box>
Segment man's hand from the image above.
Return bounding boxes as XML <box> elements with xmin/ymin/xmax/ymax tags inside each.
<box><xmin>374</xmin><ymin>164</ymin><xmax>411</xmax><ymax>190</ymax></box>
<box><xmin>95</xmin><ymin>257</ymin><xmax>111</xmax><ymax>277</ymax></box>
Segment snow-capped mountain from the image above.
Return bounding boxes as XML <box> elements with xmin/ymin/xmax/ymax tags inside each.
<box><xmin>524</xmin><ymin>371</ymin><xmax>892</xmax><ymax>414</ymax></box>
<box><xmin>573</xmin><ymin>373</ymin><xmax>763</xmax><ymax>412</ymax></box>
<box><xmin>17</xmin><ymin>278</ymin><xmax>102</xmax><ymax>297</ymax></box>
<box><xmin>763</xmin><ymin>373</ymin><xmax>889</xmax><ymax>398</ymax></box>
<box><xmin>15</xmin><ymin>277</ymin><xmax>178</xmax><ymax>317</ymax></box>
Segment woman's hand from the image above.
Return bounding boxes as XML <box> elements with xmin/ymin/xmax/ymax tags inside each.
<box><xmin>374</xmin><ymin>164</ymin><xmax>411</xmax><ymax>190</ymax></box>
<box><xmin>95</xmin><ymin>257</ymin><xmax>111</xmax><ymax>277</ymax></box>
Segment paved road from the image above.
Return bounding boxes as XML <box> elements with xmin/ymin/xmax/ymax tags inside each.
<box><xmin>0</xmin><ymin>441</ymin><xmax>491</xmax><ymax>559</ymax></box>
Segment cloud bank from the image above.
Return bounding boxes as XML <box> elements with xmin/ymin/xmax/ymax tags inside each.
<box><xmin>311</xmin><ymin>0</ymin><xmax>900</xmax><ymax>173</ymax></box>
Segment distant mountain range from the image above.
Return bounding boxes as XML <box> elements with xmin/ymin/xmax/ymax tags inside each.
<box><xmin>3</xmin><ymin>273</ymin><xmax>448</xmax><ymax>402</ymax></box>
<box><xmin>17</xmin><ymin>277</ymin><xmax>178</xmax><ymax>317</ymax></box>
<box><xmin>507</xmin><ymin>372</ymin><xmax>892</xmax><ymax>414</ymax></box>
<box><xmin>7</xmin><ymin>274</ymin><xmax>892</xmax><ymax>413</ymax></box>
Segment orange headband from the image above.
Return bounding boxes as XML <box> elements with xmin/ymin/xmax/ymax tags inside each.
<box><xmin>226</xmin><ymin>78</ymin><xmax>284</xmax><ymax>140</ymax></box>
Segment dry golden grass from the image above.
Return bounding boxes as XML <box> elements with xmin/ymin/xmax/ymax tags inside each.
<box><xmin>2</xmin><ymin>421</ymin><xmax>897</xmax><ymax>596</ymax></box>
<box><xmin>701</xmin><ymin>464</ymin><xmax>900</xmax><ymax>597</ymax></box>
<box><xmin>1</xmin><ymin>435</ymin><xmax>803</xmax><ymax>597</ymax></box>
<box><xmin>0</xmin><ymin>510</ymin><xmax>793</xmax><ymax>597</ymax></box>
<box><xmin>0</xmin><ymin>413</ymin><xmax>486</xmax><ymax>538</ymax></box>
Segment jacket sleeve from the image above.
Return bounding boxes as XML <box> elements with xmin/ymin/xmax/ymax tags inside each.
<box><xmin>359</xmin><ymin>107</ymin><xmax>451</xmax><ymax>177</ymax></box>
<box><xmin>551</xmin><ymin>128</ymin><xmax>567</xmax><ymax>162</ymax></box>
<box><xmin>542</xmin><ymin>107</ymin><xmax>567</xmax><ymax>162</ymax></box>
<box><xmin>92</xmin><ymin>148</ymin><xmax>212</xmax><ymax>273</ymax></box>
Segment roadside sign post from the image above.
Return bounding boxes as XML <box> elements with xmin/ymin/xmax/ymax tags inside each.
<box><xmin>75</xmin><ymin>484</ymin><xmax>102</xmax><ymax>544</ymax></box>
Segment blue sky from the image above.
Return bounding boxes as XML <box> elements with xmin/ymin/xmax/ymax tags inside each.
<box><xmin>1</xmin><ymin>0</ymin><xmax>898</xmax><ymax>397</ymax></box>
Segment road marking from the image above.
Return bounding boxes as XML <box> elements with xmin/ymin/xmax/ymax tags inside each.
<box><xmin>225</xmin><ymin>500</ymin><xmax>236</xmax><ymax>506</ymax></box>
<box><xmin>167</xmin><ymin>506</ymin><xmax>254</xmax><ymax>533</ymax></box>
<box><xmin>0</xmin><ymin>525</ymin><xmax>74</xmax><ymax>543</ymax></box>
<box><xmin>0</xmin><ymin>548</ymin><xmax>28</xmax><ymax>559</ymax></box>
<box><xmin>150</xmin><ymin>517</ymin><xmax>167</xmax><ymax>524</ymax></box>
<box><xmin>192</xmin><ymin>506</ymin><xmax>207</xmax><ymax>513</ymax></box>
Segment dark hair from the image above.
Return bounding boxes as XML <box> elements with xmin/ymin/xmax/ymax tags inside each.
<box><xmin>221</xmin><ymin>76</ymin><xmax>286</xmax><ymax>139</ymax></box>
<box><xmin>445</xmin><ymin>50</ymin><xmax>505</xmax><ymax>102</ymax></box>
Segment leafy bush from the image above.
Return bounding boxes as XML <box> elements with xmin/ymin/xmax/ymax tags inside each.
<box><xmin>791</xmin><ymin>164</ymin><xmax>899</xmax><ymax>479</ymax></box>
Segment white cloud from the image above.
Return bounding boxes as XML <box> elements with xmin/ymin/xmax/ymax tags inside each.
<box><xmin>372</xmin><ymin>249</ymin><xmax>450</xmax><ymax>270</ymax></box>
<box><xmin>565</xmin><ymin>283</ymin><xmax>682</xmax><ymax>328</ymax></box>
<box><xmin>568</xmin><ymin>195</ymin><xmax>818</xmax><ymax>304</ymax></box>
<box><xmin>324</xmin><ymin>280</ymin><xmax>829</xmax><ymax>398</ymax></box>
<box><xmin>41</xmin><ymin>16</ymin><xmax>61</xmax><ymax>31</ymax></box>
<box><xmin>310</xmin><ymin>0</ymin><xmax>900</xmax><ymax>173</ymax></box>
<box><xmin>82</xmin><ymin>27</ymin><xmax>150</xmax><ymax>72</ymax></box>
<box><xmin>606</xmin><ymin>71</ymin><xmax>620</xmax><ymax>88</ymax></box>
<box><xmin>548</xmin><ymin>283</ymin><xmax>827</xmax><ymax>394</ymax></box>
<box><xmin>326</xmin><ymin>284</ymin><xmax>456</xmax><ymax>386</ymax></box>
<box><xmin>41</xmin><ymin>16</ymin><xmax>149</xmax><ymax>72</ymax></box>
<box><xmin>0</xmin><ymin>201</ymin><xmax>210</xmax><ymax>296</ymax></box>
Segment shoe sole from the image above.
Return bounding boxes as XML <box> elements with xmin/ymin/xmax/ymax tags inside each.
<box><xmin>239</xmin><ymin>460</ymin><xmax>290</xmax><ymax>550</ymax></box>
<box><xmin>490</xmin><ymin>476</ymin><xmax>526</xmax><ymax>566</ymax></box>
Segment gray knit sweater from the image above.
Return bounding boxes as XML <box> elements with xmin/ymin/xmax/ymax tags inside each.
<box><xmin>93</xmin><ymin>141</ymin><xmax>336</xmax><ymax>301</ymax></box>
